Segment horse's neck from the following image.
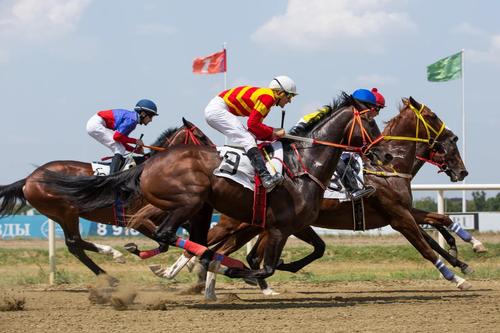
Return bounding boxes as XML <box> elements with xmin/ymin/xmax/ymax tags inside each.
<box><xmin>381</xmin><ymin>108</ymin><xmax>419</xmax><ymax>174</ymax></box>
<box><xmin>295</xmin><ymin>108</ymin><xmax>354</xmax><ymax>186</ymax></box>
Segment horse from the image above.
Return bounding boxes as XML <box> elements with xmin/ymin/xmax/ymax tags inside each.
<box><xmin>39</xmin><ymin>93</ymin><xmax>393</xmax><ymax>285</ymax></box>
<box><xmin>192</xmin><ymin>97</ymin><xmax>476</xmax><ymax>298</ymax></box>
<box><xmin>0</xmin><ymin>118</ymin><xmax>214</xmax><ymax>284</ymax></box>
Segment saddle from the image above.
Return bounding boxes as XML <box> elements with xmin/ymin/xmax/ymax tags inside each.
<box><xmin>91</xmin><ymin>154</ymin><xmax>147</xmax><ymax>176</ymax></box>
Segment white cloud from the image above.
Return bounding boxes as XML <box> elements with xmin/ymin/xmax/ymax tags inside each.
<box><xmin>251</xmin><ymin>0</ymin><xmax>416</xmax><ymax>50</ymax></box>
<box><xmin>468</xmin><ymin>34</ymin><xmax>500</xmax><ymax>66</ymax></box>
<box><xmin>0</xmin><ymin>0</ymin><xmax>92</xmax><ymax>41</ymax></box>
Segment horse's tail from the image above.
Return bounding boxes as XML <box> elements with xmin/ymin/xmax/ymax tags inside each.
<box><xmin>0</xmin><ymin>179</ymin><xmax>27</xmax><ymax>217</ymax></box>
<box><xmin>40</xmin><ymin>164</ymin><xmax>145</xmax><ymax>212</ymax></box>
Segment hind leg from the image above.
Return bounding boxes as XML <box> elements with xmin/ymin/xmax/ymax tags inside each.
<box><xmin>53</xmin><ymin>216</ymin><xmax>119</xmax><ymax>286</ymax></box>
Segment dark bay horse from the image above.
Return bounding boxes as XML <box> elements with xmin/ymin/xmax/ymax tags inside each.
<box><xmin>194</xmin><ymin>97</ymin><xmax>475</xmax><ymax>297</ymax></box>
<box><xmin>40</xmin><ymin>93</ymin><xmax>392</xmax><ymax>284</ymax></box>
<box><xmin>0</xmin><ymin>118</ymin><xmax>213</xmax><ymax>283</ymax></box>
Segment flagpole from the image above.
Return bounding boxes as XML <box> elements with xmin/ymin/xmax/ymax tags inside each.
<box><xmin>461</xmin><ymin>49</ymin><xmax>466</xmax><ymax>212</ymax></box>
<box><xmin>223</xmin><ymin>42</ymin><xmax>227</xmax><ymax>90</ymax></box>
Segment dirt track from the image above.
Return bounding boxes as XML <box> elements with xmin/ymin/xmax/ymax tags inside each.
<box><xmin>1</xmin><ymin>279</ymin><xmax>499</xmax><ymax>333</ymax></box>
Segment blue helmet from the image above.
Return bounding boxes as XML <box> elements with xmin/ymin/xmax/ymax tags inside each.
<box><xmin>352</xmin><ymin>89</ymin><xmax>376</xmax><ymax>106</ymax></box>
<box><xmin>134</xmin><ymin>99</ymin><xmax>158</xmax><ymax>116</ymax></box>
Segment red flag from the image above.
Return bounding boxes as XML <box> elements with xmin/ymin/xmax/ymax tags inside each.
<box><xmin>192</xmin><ymin>49</ymin><xmax>226</xmax><ymax>74</ymax></box>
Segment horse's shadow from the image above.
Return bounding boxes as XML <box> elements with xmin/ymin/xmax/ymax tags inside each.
<box><xmin>182</xmin><ymin>292</ymin><xmax>482</xmax><ymax>311</ymax></box>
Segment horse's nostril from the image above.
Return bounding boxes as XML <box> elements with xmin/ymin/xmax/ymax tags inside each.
<box><xmin>460</xmin><ymin>170</ymin><xmax>469</xmax><ymax>178</ymax></box>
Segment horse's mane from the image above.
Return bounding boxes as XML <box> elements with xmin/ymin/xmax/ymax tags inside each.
<box><xmin>150</xmin><ymin>127</ymin><xmax>180</xmax><ymax>148</ymax></box>
<box><xmin>383</xmin><ymin>100</ymin><xmax>409</xmax><ymax>133</ymax></box>
<box><xmin>304</xmin><ymin>91</ymin><xmax>354</xmax><ymax>137</ymax></box>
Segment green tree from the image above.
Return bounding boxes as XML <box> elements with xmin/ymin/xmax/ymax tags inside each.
<box><xmin>472</xmin><ymin>191</ymin><xmax>487</xmax><ymax>211</ymax></box>
<box><xmin>413</xmin><ymin>196</ymin><xmax>437</xmax><ymax>211</ymax></box>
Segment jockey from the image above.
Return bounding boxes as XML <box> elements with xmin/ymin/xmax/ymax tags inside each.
<box><xmin>289</xmin><ymin>88</ymin><xmax>386</xmax><ymax>200</ymax></box>
<box><xmin>205</xmin><ymin>75</ymin><xmax>298</xmax><ymax>190</ymax></box>
<box><xmin>86</xmin><ymin>99</ymin><xmax>158</xmax><ymax>174</ymax></box>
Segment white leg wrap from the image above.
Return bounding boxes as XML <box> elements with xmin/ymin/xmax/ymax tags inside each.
<box><xmin>204</xmin><ymin>260</ymin><xmax>221</xmax><ymax>301</ymax></box>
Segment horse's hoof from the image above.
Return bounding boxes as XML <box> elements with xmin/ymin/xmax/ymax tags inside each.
<box><xmin>124</xmin><ymin>243</ymin><xmax>138</xmax><ymax>253</ymax></box>
<box><xmin>472</xmin><ymin>243</ymin><xmax>487</xmax><ymax>253</ymax></box>
<box><xmin>148</xmin><ymin>264</ymin><xmax>167</xmax><ymax>278</ymax></box>
<box><xmin>262</xmin><ymin>287</ymin><xmax>280</xmax><ymax>296</ymax></box>
<box><xmin>113</xmin><ymin>255</ymin><xmax>126</xmax><ymax>264</ymax></box>
<box><xmin>457</xmin><ymin>280</ymin><xmax>472</xmax><ymax>290</ymax></box>
<box><xmin>461</xmin><ymin>265</ymin><xmax>474</xmax><ymax>275</ymax></box>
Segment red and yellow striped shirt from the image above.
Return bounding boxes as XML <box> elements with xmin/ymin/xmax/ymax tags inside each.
<box><xmin>219</xmin><ymin>86</ymin><xmax>277</xmax><ymax>118</ymax></box>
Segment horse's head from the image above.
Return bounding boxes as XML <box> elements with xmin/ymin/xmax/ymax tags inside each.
<box><xmin>404</xmin><ymin>97</ymin><xmax>468</xmax><ymax>182</ymax></box>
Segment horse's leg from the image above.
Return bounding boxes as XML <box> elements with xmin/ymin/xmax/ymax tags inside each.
<box><xmin>275</xmin><ymin>226</ymin><xmax>326</xmax><ymax>273</ymax></box>
<box><xmin>54</xmin><ymin>216</ymin><xmax>119</xmax><ymax>286</ymax></box>
<box><xmin>225</xmin><ymin>226</ymin><xmax>287</xmax><ymax>280</ymax></box>
<box><xmin>411</xmin><ymin>208</ymin><xmax>487</xmax><ymax>253</ymax></box>
<box><xmin>419</xmin><ymin>227</ymin><xmax>473</xmax><ymax>275</ymax></box>
<box><xmin>389</xmin><ymin>210</ymin><xmax>471</xmax><ymax>290</ymax></box>
<box><xmin>433</xmin><ymin>224</ymin><xmax>459</xmax><ymax>258</ymax></box>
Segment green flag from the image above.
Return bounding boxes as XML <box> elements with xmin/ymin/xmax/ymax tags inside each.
<box><xmin>427</xmin><ymin>52</ymin><xmax>462</xmax><ymax>82</ymax></box>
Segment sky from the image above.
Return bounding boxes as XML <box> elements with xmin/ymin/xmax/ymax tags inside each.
<box><xmin>1</xmin><ymin>0</ymin><xmax>499</xmax><ymax>199</ymax></box>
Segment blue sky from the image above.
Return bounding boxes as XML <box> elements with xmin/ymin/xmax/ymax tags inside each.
<box><xmin>1</xmin><ymin>0</ymin><xmax>499</xmax><ymax>198</ymax></box>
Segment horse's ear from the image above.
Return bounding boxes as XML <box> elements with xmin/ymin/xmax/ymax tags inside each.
<box><xmin>409</xmin><ymin>96</ymin><xmax>422</xmax><ymax>110</ymax></box>
<box><xmin>182</xmin><ymin>117</ymin><xmax>193</xmax><ymax>128</ymax></box>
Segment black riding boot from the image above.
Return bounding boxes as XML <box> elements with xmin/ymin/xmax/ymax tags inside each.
<box><xmin>109</xmin><ymin>154</ymin><xmax>125</xmax><ymax>174</ymax></box>
<box><xmin>246</xmin><ymin>147</ymin><xmax>283</xmax><ymax>190</ymax></box>
<box><xmin>336</xmin><ymin>159</ymin><xmax>375</xmax><ymax>200</ymax></box>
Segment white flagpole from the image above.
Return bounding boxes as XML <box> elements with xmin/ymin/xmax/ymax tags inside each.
<box><xmin>461</xmin><ymin>49</ymin><xmax>466</xmax><ymax>212</ymax></box>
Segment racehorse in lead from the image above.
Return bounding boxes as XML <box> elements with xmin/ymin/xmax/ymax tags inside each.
<box><xmin>40</xmin><ymin>92</ymin><xmax>393</xmax><ymax>283</ymax></box>
<box><xmin>192</xmin><ymin>97</ymin><xmax>479</xmax><ymax>298</ymax></box>
<box><xmin>0</xmin><ymin>118</ymin><xmax>214</xmax><ymax>284</ymax></box>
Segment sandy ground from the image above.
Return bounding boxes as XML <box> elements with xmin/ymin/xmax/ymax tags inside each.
<box><xmin>1</xmin><ymin>279</ymin><xmax>499</xmax><ymax>333</ymax></box>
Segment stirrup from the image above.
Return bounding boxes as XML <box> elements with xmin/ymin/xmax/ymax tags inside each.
<box><xmin>261</xmin><ymin>173</ymin><xmax>284</xmax><ymax>190</ymax></box>
<box><xmin>350</xmin><ymin>186</ymin><xmax>376</xmax><ymax>200</ymax></box>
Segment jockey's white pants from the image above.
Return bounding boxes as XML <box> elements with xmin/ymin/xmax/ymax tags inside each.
<box><xmin>204</xmin><ymin>96</ymin><xmax>257</xmax><ymax>152</ymax></box>
<box><xmin>86</xmin><ymin>114</ymin><xmax>126</xmax><ymax>155</ymax></box>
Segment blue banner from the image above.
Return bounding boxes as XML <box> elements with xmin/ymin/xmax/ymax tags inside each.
<box><xmin>0</xmin><ymin>214</ymin><xmax>221</xmax><ymax>239</ymax></box>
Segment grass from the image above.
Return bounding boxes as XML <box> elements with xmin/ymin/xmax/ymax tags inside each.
<box><xmin>0</xmin><ymin>240</ymin><xmax>499</xmax><ymax>286</ymax></box>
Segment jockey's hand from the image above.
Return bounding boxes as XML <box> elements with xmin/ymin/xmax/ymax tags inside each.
<box><xmin>136</xmin><ymin>139</ymin><xmax>145</xmax><ymax>147</ymax></box>
<box><xmin>272</xmin><ymin>128</ymin><xmax>286</xmax><ymax>140</ymax></box>
<box><xmin>135</xmin><ymin>146</ymin><xmax>145</xmax><ymax>154</ymax></box>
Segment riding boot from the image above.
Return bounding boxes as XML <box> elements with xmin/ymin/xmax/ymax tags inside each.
<box><xmin>109</xmin><ymin>154</ymin><xmax>125</xmax><ymax>174</ymax></box>
<box><xmin>246</xmin><ymin>147</ymin><xmax>283</xmax><ymax>190</ymax></box>
<box><xmin>337</xmin><ymin>161</ymin><xmax>375</xmax><ymax>200</ymax></box>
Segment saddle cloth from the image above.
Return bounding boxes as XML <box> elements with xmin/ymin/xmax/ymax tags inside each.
<box><xmin>91</xmin><ymin>157</ymin><xmax>137</xmax><ymax>176</ymax></box>
<box><xmin>213</xmin><ymin>142</ymin><xmax>284</xmax><ymax>191</ymax></box>
<box><xmin>324</xmin><ymin>153</ymin><xmax>365</xmax><ymax>202</ymax></box>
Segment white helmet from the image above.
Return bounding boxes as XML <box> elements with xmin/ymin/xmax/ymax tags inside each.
<box><xmin>269</xmin><ymin>75</ymin><xmax>298</xmax><ymax>95</ymax></box>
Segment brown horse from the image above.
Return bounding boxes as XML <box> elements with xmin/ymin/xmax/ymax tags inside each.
<box><xmin>196</xmin><ymin>97</ymin><xmax>475</xmax><ymax>298</ymax></box>
<box><xmin>40</xmin><ymin>93</ymin><xmax>392</xmax><ymax>282</ymax></box>
<box><xmin>0</xmin><ymin>118</ymin><xmax>214</xmax><ymax>283</ymax></box>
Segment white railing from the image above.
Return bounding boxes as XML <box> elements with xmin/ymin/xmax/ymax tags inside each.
<box><xmin>411</xmin><ymin>184</ymin><xmax>500</xmax><ymax>249</ymax></box>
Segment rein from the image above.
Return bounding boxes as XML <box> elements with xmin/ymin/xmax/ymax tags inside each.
<box><xmin>144</xmin><ymin>126</ymin><xmax>209</xmax><ymax>152</ymax></box>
